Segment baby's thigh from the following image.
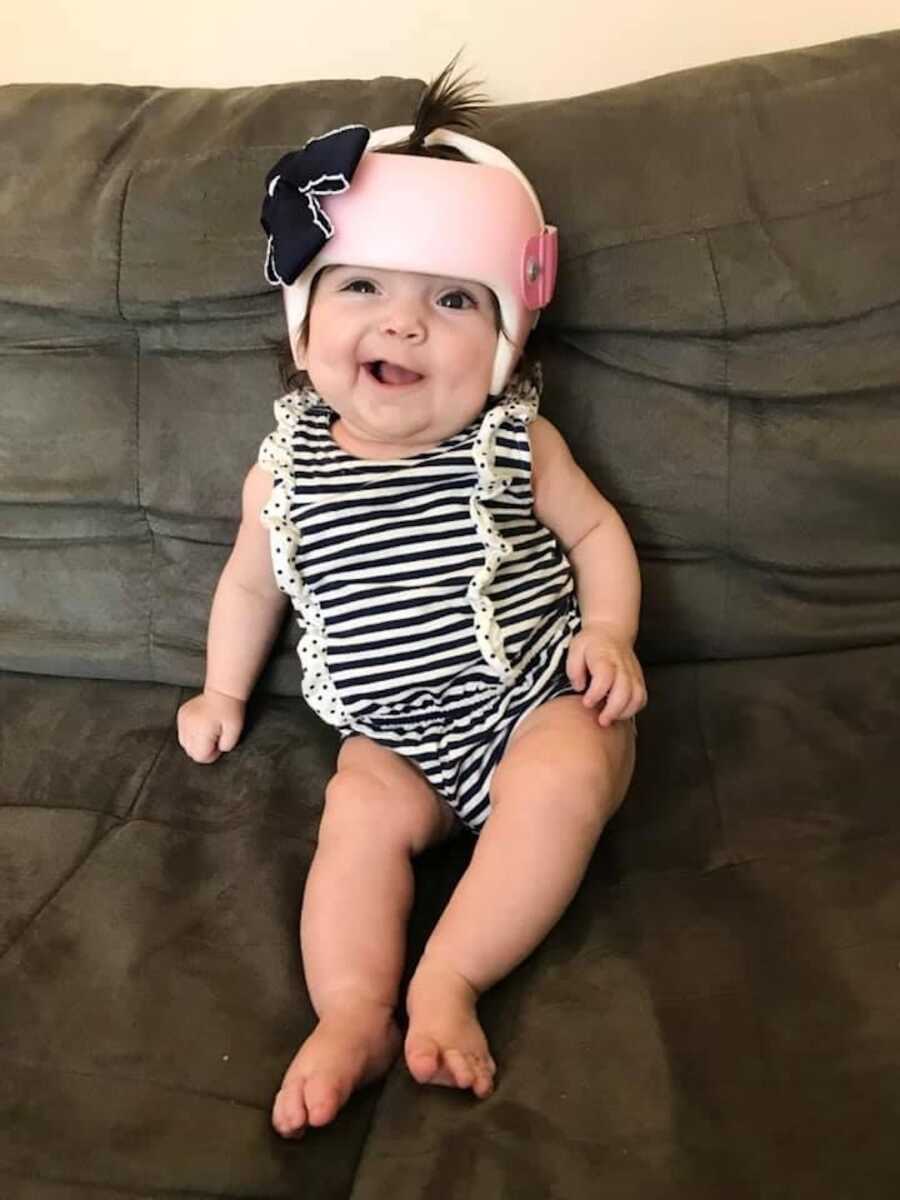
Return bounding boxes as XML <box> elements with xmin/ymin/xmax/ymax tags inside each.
<box><xmin>321</xmin><ymin>735</ymin><xmax>458</xmax><ymax>855</ymax></box>
<box><xmin>491</xmin><ymin>695</ymin><xmax>636</xmax><ymax>825</ymax></box>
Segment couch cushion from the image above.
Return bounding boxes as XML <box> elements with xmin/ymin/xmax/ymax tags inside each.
<box><xmin>0</xmin><ymin>77</ymin><xmax>424</xmax><ymax>692</ymax></box>
<box><xmin>351</xmin><ymin>833</ymin><xmax>900</xmax><ymax>1200</ymax></box>
<box><xmin>0</xmin><ymin>672</ymin><xmax>365</xmax><ymax>1196</ymax></box>
<box><xmin>2</xmin><ymin>641</ymin><xmax>898</xmax><ymax>1196</ymax></box>
<box><xmin>484</xmin><ymin>29</ymin><xmax>900</xmax><ymax>665</ymax></box>
<box><xmin>351</xmin><ymin>641</ymin><xmax>900</xmax><ymax>1198</ymax></box>
<box><xmin>1</xmin><ymin>35</ymin><xmax>899</xmax><ymax>685</ymax></box>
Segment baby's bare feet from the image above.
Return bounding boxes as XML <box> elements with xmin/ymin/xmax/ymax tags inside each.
<box><xmin>271</xmin><ymin>1001</ymin><xmax>402</xmax><ymax>1137</ymax></box>
<box><xmin>405</xmin><ymin>957</ymin><xmax>496</xmax><ymax>1099</ymax></box>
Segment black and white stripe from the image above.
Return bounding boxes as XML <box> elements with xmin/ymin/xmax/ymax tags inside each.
<box><xmin>261</xmin><ymin>390</ymin><xmax>582</xmax><ymax>831</ymax></box>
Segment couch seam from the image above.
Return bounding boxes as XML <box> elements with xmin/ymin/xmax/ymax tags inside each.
<box><xmin>0</xmin><ymin>699</ymin><xmax>177</xmax><ymax>968</ymax></box>
<box><xmin>0</xmin><ymin>802</ymin><xmax>317</xmax><ymax>843</ymax></box>
<box><xmin>0</xmin><ymin>1050</ymin><xmax>269</xmax><ymax>1111</ymax></box>
<box><xmin>559</xmin><ymin>172</ymin><xmax>899</xmax><ymax>262</ymax></box>
<box><xmin>693</xmin><ymin>661</ymin><xmax>734</xmax><ymax>869</ymax></box>
<box><xmin>114</xmin><ymin>169</ymin><xmax>131</xmax><ymax>323</ymax></box>
<box><xmin>555</xmin><ymin>309</ymin><xmax>900</xmax><ymax>374</ymax></box>
<box><xmin>133</xmin><ymin>327</ymin><xmax>156</xmax><ymax>681</ymax></box>
<box><xmin>0</xmin><ymin>816</ymin><xmax>121</xmax><ymax>969</ymax></box>
<box><xmin>122</xmin><ymin>691</ymin><xmax>183</xmax><ymax>822</ymax></box>
<box><xmin>116</xmin><ymin>168</ymin><xmax>155</xmax><ymax>681</ymax></box>
<box><xmin>137</xmin><ymin>338</ymin><xmax>157</xmax><ymax>686</ymax></box>
<box><xmin>703</xmin><ymin>231</ymin><xmax>732</xmax><ymax>661</ymax></box>
<box><xmin>0</xmin><ymin>1165</ymin><xmax>239</xmax><ymax>1200</ymax></box>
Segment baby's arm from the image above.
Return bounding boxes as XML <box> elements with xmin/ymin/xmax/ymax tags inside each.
<box><xmin>531</xmin><ymin>417</ymin><xmax>646</xmax><ymax>721</ymax></box>
<box><xmin>177</xmin><ymin>465</ymin><xmax>288</xmax><ymax>763</ymax></box>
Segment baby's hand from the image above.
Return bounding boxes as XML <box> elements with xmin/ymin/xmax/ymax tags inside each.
<box><xmin>177</xmin><ymin>689</ymin><xmax>246</xmax><ymax>763</ymax></box>
<box><xmin>566</xmin><ymin>622</ymin><xmax>647</xmax><ymax>727</ymax></box>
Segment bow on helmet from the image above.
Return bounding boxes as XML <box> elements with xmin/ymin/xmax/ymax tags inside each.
<box><xmin>261</xmin><ymin>124</ymin><xmax>371</xmax><ymax>286</ymax></box>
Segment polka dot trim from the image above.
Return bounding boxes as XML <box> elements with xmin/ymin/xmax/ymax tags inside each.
<box><xmin>257</xmin><ymin>389</ymin><xmax>351</xmax><ymax>728</ymax></box>
<box><xmin>467</xmin><ymin>369</ymin><xmax>541</xmax><ymax>685</ymax></box>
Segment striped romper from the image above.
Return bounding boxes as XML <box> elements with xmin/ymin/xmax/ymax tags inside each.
<box><xmin>258</xmin><ymin>374</ymin><xmax>582</xmax><ymax>833</ymax></box>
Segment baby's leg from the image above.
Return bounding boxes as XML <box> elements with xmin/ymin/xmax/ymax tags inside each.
<box><xmin>272</xmin><ymin>736</ymin><xmax>456</xmax><ymax>1137</ymax></box>
<box><xmin>405</xmin><ymin>695</ymin><xmax>635</xmax><ymax>1097</ymax></box>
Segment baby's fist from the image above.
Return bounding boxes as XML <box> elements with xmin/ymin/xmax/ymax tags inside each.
<box><xmin>177</xmin><ymin>690</ymin><xmax>246</xmax><ymax>763</ymax></box>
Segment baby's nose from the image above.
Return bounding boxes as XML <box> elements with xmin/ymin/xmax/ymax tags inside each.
<box><xmin>381</xmin><ymin>304</ymin><xmax>426</xmax><ymax>341</ymax></box>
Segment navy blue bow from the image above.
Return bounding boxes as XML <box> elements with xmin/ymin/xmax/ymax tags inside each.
<box><xmin>261</xmin><ymin>124</ymin><xmax>371</xmax><ymax>285</ymax></box>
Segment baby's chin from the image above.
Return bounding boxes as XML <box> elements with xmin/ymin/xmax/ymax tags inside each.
<box><xmin>342</xmin><ymin>399</ymin><xmax>485</xmax><ymax>448</ymax></box>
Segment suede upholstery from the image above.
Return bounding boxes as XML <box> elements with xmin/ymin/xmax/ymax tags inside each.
<box><xmin>1</xmin><ymin>33</ymin><xmax>899</xmax><ymax>1198</ymax></box>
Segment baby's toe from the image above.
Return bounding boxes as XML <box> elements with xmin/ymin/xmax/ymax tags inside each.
<box><xmin>472</xmin><ymin>1057</ymin><xmax>496</xmax><ymax>1098</ymax></box>
<box><xmin>405</xmin><ymin>1033</ymin><xmax>441</xmax><ymax>1084</ymax></box>
<box><xmin>271</xmin><ymin>1084</ymin><xmax>308</xmax><ymax>1138</ymax></box>
<box><xmin>443</xmin><ymin>1048</ymin><xmax>476</xmax><ymax>1090</ymax></box>
<box><xmin>304</xmin><ymin>1073</ymin><xmax>344</xmax><ymax>1127</ymax></box>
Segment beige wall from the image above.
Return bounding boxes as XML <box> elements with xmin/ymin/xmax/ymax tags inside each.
<box><xmin>3</xmin><ymin>0</ymin><xmax>897</xmax><ymax>101</ymax></box>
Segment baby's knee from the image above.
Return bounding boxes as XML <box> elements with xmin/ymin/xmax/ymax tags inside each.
<box><xmin>321</xmin><ymin>768</ymin><xmax>392</xmax><ymax>835</ymax></box>
<box><xmin>320</xmin><ymin>767</ymin><xmax>446</xmax><ymax>854</ymax></box>
<box><xmin>492</xmin><ymin>730</ymin><xmax>632</xmax><ymax>829</ymax></box>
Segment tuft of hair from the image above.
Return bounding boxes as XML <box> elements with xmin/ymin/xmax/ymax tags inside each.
<box><xmin>411</xmin><ymin>53</ymin><xmax>488</xmax><ymax>145</ymax></box>
<box><xmin>379</xmin><ymin>53</ymin><xmax>489</xmax><ymax>162</ymax></box>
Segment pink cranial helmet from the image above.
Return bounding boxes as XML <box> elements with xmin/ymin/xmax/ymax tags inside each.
<box><xmin>261</xmin><ymin>124</ymin><xmax>558</xmax><ymax>396</ymax></box>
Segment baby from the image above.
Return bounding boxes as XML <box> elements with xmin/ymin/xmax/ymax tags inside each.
<box><xmin>177</xmin><ymin>64</ymin><xmax>646</xmax><ymax>1137</ymax></box>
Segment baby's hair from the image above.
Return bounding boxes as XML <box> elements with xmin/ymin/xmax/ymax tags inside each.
<box><xmin>377</xmin><ymin>53</ymin><xmax>489</xmax><ymax>162</ymax></box>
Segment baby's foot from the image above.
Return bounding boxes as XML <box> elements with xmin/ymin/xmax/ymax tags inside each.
<box><xmin>404</xmin><ymin>957</ymin><xmax>497</xmax><ymax>1099</ymax></box>
<box><xmin>271</xmin><ymin>1001</ymin><xmax>402</xmax><ymax>1137</ymax></box>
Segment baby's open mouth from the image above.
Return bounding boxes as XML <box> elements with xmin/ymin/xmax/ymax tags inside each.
<box><xmin>365</xmin><ymin>360</ymin><xmax>424</xmax><ymax>386</ymax></box>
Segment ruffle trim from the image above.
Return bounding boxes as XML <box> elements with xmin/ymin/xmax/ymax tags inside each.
<box><xmin>467</xmin><ymin>368</ymin><xmax>541</xmax><ymax>685</ymax></box>
<box><xmin>258</xmin><ymin>389</ymin><xmax>351</xmax><ymax>728</ymax></box>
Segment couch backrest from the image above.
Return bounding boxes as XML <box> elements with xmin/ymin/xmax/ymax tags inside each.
<box><xmin>2</xmin><ymin>32</ymin><xmax>899</xmax><ymax>693</ymax></box>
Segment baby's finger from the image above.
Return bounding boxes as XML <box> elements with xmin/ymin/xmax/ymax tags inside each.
<box><xmin>597</xmin><ymin>673</ymin><xmax>635</xmax><ymax>726</ymax></box>
<box><xmin>217</xmin><ymin>717</ymin><xmax>243</xmax><ymax>754</ymax></box>
<box><xmin>617</xmin><ymin>679</ymin><xmax>648</xmax><ymax>721</ymax></box>
<box><xmin>186</xmin><ymin>728</ymin><xmax>223</xmax><ymax>764</ymax></box>
<box><xmin>566</xmin><ymin>640</ymin><xmax>588</xmax><ymax>693</ymax></box>
<box><xmin>583</xmin><ymin>660</ymin><xmax>616</xmax><ymax>708</ymax></box>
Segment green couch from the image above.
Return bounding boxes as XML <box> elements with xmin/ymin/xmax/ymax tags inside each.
<box><xmin>2</xmin><ymin>29</ymin><xmax>899</xmax><ymax>1198</ymax></box>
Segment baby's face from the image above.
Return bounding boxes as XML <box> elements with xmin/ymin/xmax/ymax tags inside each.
<box><xmin>299</xmin><ymin>265</ymin><xmax>498</xmax><ymax>457</ymax></box>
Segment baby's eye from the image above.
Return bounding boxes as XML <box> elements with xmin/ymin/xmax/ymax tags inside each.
<box><xmin>341</xmin><ymin>279</ymin><xmax>377</xmax><ymax>294</ymax></box>
<box><xmin>438</xmin><ymin>289</ymin><xmax>476</xmax><ymax>310</ymax></box>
